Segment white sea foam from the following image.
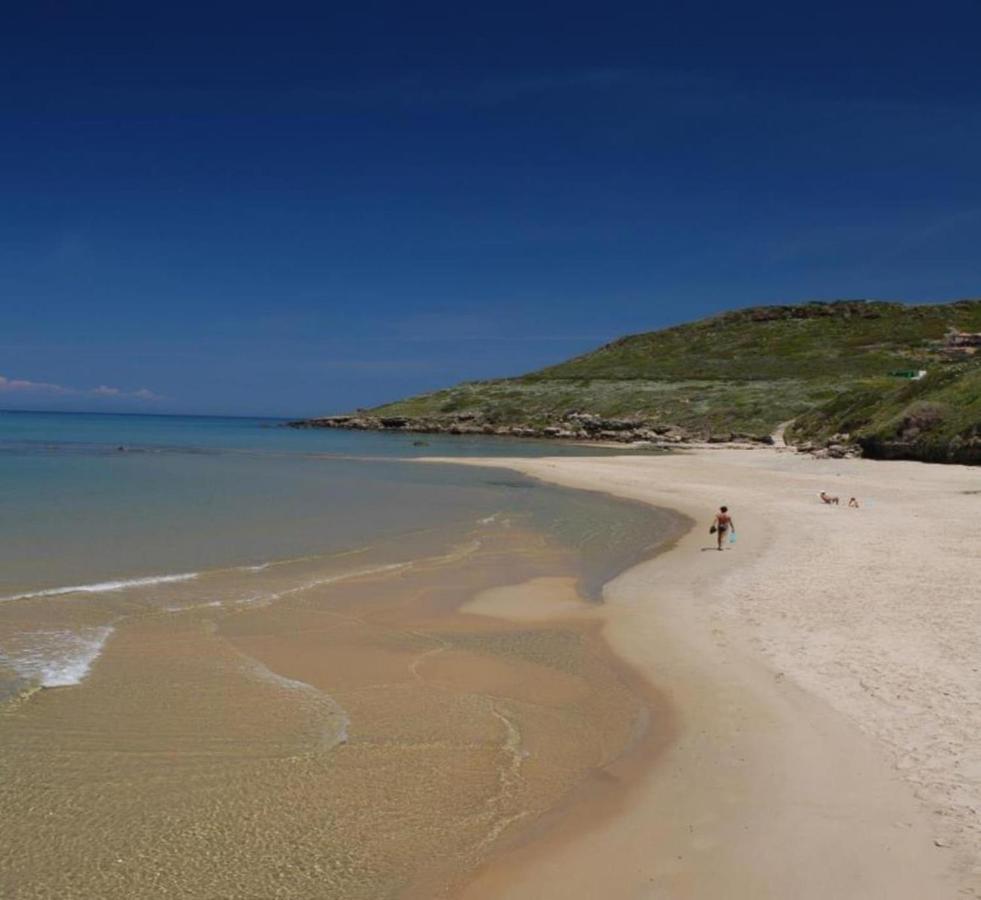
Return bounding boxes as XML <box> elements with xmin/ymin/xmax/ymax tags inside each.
<box><xmin>162</xmin><ymin>599</ymin><xmax>224</xmax><ymax>613</ymax></box>
<box><xmin>243</xmin><ymin>659</ymin><xmax>351</xmax><ymax>748</ymax></box>
<box><xmin>0</xmin><ymin>572</ymin><xmax>199</xmax><ymax>603</ymax></box>
<box><xmin>0</xmin><ymin>626</ymin><xmax>115</xmax><ymax>687</ymax></box>
<box><xmin>478</xmin><ymin>512</ymin><xmax>512</xmax><ymax>527</ymax></box>
<box><xmin>243</xmin><ymin>562</ymin><xmax>413</xmax><ymax>606</ymax></box>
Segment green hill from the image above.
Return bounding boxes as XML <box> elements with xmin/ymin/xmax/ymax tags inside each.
<box><xmin>295</xmin><ymin>299</ymin><xmax>981</xmax><ymax>464</ymax></box>
<box><xmin>789</xmin><ymin>363</ymin><xmax>981</xmax><ymax>463</ymax></box>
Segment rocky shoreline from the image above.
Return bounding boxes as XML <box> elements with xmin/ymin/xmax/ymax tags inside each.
<box><xmin>288</xmin><ymin>411</ymin><xmax>789</xmax><ymax>449</ymax></box>
<box><xmin>288</xmin><ymin>413</ymin><xmax>977</xmax><ymax>463</ymax></box>
<box><xmin>286</xmin><ymin>412</ymin><xmax>878</xmax><ymax>459</ymax></box>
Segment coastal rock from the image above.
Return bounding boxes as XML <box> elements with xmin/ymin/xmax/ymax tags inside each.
<box><xmin>288</xmin><ymin>413</ymin><xmax>752</xmax><ymax>450</ymax></box>
<box><xmin>801</xmin><ymin>439</ymin><xmax>863</xmax><ymax>460</ymax></box>
<box><xmin>858</xmin><ymin>433</ymin><xmax>980</xmax><ymax>466</ymax></box>
<box><xmin>733</xmin><ymin>300</ymin><xmax>888</xmax><ymax>323</ymax></box>
<box><xmin>826</xmin><ymin>443</ymin><xmax>862</xmax><ymax>459</ymax></box>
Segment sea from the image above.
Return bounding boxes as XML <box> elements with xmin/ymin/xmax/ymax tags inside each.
<box><xmin>0</xmin><ymin>410</ymin><xmax>682</xmax><ymax>898</ymax></box>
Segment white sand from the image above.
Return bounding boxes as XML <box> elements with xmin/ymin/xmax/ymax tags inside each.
<box><xmin>431</xmin><ymin>449</ymin><xmax>980</xmax><ymax>899</ymax></box>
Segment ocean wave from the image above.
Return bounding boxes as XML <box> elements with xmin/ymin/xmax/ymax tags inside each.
<box><xmin>478</xmin><ymin>512</ymin><xmax>512</xmax><ymax>527</ymax></box>
<box><xmin>242</xmin><ymin>562</ymin><xmax>413</xmax><ymax>606</ymax></box>
<box><xmin>0</xmin><ymin>572</ymin><xmax>200</xmax><ymax>603</ymax></box>
<box><xmin>162</xmin><ymin>599</ymin><xmax>223</xmax><ymax>613</ymax></box>
<box><xmin>0</xmin><ymin>626</ymin><xmax>114</xmax><ymax>688</ymax></box>
<box><xmin>241</xmin><ymin>658</ymin><xmax>350</xmax><ymax>749</ymax></box>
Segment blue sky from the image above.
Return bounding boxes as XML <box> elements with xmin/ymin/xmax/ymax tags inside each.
<box><xmin>2</xmin><ymin>1</ymin><xmax>980</xmax><ymax>416</ymax></box>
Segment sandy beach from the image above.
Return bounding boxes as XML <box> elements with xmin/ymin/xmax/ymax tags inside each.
<box><xmin>3</xmin><ymin>440</ymin><xmax>977</xmax><ymax>898</ymax></box>
<box><xmin>429</xmin><ymin>448</ymin><xmax>981</xmax><ymax>899</ymax></box>
<box><xmin>0</xmin><ymin>484</ymin><xmax>683</xmax><ymax>900</ymax></box>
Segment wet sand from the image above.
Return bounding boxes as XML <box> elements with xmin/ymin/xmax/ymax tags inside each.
<box><xmin>7</xmin><ymin>447</ymin><xmax>973</xmax><ymax>898</ymax></box>
<box><xmin>432</xmin><ymin>450</ymin><xmax>976</xmax><ymax>900</ymax></box>
<box><xmin>0</xmin><ymin>514</ymin><xmax>681</xmax><ymax>899</ymax></box>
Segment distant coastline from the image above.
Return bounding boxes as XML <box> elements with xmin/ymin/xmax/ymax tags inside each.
<box><xmin>288</xmin><ymin>411</ymin><xmax>777</xmax><ymax>448</ymax></box>
<box><xmin>292</xmin><ymin>299</ymin><xmax>981</xmax><ymax>466</ymax></box>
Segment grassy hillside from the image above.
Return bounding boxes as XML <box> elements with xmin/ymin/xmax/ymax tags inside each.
<box><xmin>364</xmin><ymin>300</ymin><xmax>980</xmax><ymax>447</ymax></box>
<box><xmin>373</xmin><ymin>377</ymin><xmax>836</xmax><ymax>437</ymax></box>
<box><xmin>790</xmin><ymin>364</ymin><xmax>981</xmax><ymax>464</ymax></box>
<box><xmin>531</xmin><ymin>299</ymin><xmax>979</xmax><ymax>382</ymax></box>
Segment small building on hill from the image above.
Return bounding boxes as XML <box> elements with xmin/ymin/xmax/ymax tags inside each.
<box><xmin>944</xmin><ymin>329</ymin><xmax>981</xmax><ymax>350</ymax></box>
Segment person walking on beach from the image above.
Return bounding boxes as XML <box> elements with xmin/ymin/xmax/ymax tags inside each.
<box><xmin>711</xmin><ymin>506</ymin><xmax>734</xmax><ymax>551</ymax></box>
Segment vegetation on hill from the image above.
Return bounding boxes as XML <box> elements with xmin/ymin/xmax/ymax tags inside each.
<box><xmin>530</xmin><ymin>299</ymin><xmax>979</xmax><ymax>382</ymax></box>
<box><xmin>790</xmin><ymin>364</ymin><xmax>981</xmax><ymax>464</ymax></box>
<box><xmin>304</xmin><ymin>299</ymin><xmax>980</xmax><ymax>464</ymax></box>
<box><xmin>371</xmin><ymin>377</ymin><xmax>832</xmax><ymax>438</ymax></box>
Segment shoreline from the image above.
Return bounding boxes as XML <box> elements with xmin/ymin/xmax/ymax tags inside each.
<box><xmin>421</xmin><ymin>449</ymin><xmax>978</xmax><ymax>899</ymax></box>
<box><xmin>0</xmin><ymin>483</ymin><xmax>686</xmax><ymax>899</ymax></box>
<box><xmin>288</xmin><ymin>414</ymin><xmax>774</xmax><ymax>449</ymax></box>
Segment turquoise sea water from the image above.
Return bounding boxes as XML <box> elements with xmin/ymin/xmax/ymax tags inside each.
<box><xmin>0</xmin><ymin>411</ymin><xmax>678</xmax><ymax>693</ymax></box>
<box><xmin>0</xmin><ymin>411</ymin><xmax>655</xmax><ymax>592</ymax></box>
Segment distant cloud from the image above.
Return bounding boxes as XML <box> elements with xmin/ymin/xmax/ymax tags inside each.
<box><xmin>0</xmin><ymin>375</ymin><xmax>69</xmax><ymax>395</ymax></box>
<box><xmin>0</xmin><ymin>374</ymin><xmax>161</xmax><ymax>401</ymax></box>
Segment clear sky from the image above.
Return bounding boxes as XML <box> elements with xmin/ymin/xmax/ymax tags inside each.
<box><xmin>3</xmin><ymin>1</ymin><xmax>980</xmax><ymax>417</ymax></box>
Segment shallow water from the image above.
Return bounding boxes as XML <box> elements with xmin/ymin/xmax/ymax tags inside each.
<box><xmin>0</xmin><ymin>412</ymin><xmax>682</xmax><ymax>898</ymax></box>
<box><xmin>0</xmin><ymin>410</ymin><xmax>661</xmax><ymax>594</ymax></box>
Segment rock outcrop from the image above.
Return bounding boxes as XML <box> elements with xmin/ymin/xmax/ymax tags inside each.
<box><xmin>288</xmin><ymin>411</ymin><xmax>777</xmax><ymax>448</ymax></box>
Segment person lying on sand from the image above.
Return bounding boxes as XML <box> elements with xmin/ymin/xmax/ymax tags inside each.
<box><xmin>710</xmin><ymin>506</ymin><xmax>734</xmax><ymax>550</ymax></box>
<box><xmin>848</xmin><ymin>497</ymin><xmax>860</xmax><ymax>508</ymax></box>
<box><xmin>820</xmin><ymin>491</ymin><xmax>840</xmax><ymax>505</ymax></box>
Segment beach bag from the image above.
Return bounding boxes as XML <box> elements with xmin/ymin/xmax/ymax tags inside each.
<box><xmin>729</xmin><ymin>531</ymin><xmax>737</xmax><ymax>544</ymax></box>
